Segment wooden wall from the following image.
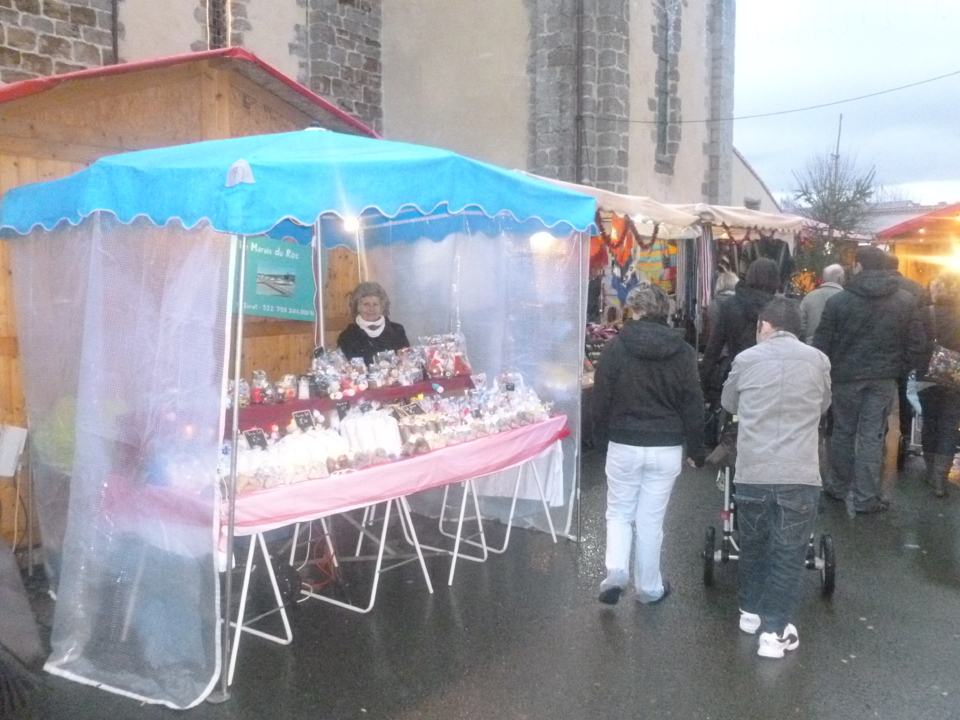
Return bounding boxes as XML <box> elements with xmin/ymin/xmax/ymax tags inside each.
<box><xmin>323</xmin><ymin>246</ymin><xmax>360</xmax><ymax>349</ymax></box>
<box><xmin>0</xmin><ymin>156</ymin><xmax>87</xmax><ymax>428</ymax></box>
<box><xmin>0</xmin><ymin>58</ymin><xmax>333</xmax><ymax>549</ymax></box>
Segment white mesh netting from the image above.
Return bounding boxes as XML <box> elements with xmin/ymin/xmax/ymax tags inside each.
<box><xmin>12</xmin><ymin>216</ymin><xmax>231</xmax><ymax>708</ymax></box>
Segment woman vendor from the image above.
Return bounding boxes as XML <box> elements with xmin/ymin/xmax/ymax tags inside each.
<box><xmin>337</xmin><ymin>281</ymin><xmax>410</xmax><ymax>365</ymax></box>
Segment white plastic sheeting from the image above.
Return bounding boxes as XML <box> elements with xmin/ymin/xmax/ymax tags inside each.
<box><xmin>363</xmin><ymin>220</ymin><xmax>586</xmax><ymax>534</ymax></box>
<box><xmin>12</xmin><ymin>216</ymin><xmax>230</xmax><ymax>709</ymax></box>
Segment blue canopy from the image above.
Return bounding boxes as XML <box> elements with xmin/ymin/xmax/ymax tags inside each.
<box><xmin>0</xmin><ymin>130</ymin><xmax>596</xmax><ymax>242</ymax></box>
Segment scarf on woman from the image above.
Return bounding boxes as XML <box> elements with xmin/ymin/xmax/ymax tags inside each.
<box><xmin>356</xmin><ymin>315</ymin><xmax>385</xmax><ymax>338</ymax></box>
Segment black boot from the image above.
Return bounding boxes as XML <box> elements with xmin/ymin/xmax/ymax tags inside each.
<box><xmin>928</xmin><ymin>454</ymin><xmax>953</xmax><ymax>498</ymax></box>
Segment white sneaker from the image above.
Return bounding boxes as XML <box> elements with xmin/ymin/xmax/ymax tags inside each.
<box><xmin>757</xmin><ymin>623</ymin><xmax>800</xmax><ymax>658</ymax></box>
<box><xmin>739</xmin><ymin>609</ymin><xmax>761</xmax><ymax>635</ymax></box>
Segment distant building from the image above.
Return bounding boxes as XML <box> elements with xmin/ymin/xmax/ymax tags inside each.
<box><xmin>0</xmin><ymin>0</ymin><xmax>737</xmax><ymax>203</ymax></box>
<box><xmin>730</xmin><ymin>147</ymin><xmax>781</xmax><ymax>213</ymax></box>
<box><xmin>862</xmin><ymin>200</ymin><xmax>956</xmax><ymax>238</ymax></box>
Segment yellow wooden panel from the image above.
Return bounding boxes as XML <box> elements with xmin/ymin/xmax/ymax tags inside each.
<box><xmin>7</xmin><ymin>356</ymin><xmax>24</xmax><ymax>427</ymax></box>
<box><xmin>324</xmin><ymin>247</ymin><xmax>359</xmax><ymax>339</ymax></box>
<box><xmin>15</xmin><ymin>156</ymin><xmax>38</xmax><ymax>185</ymax></box>
<box><xmin>0</xmin><ymin>336</ymin><xmax>18</xmax><ymax>357</ymax></box>
<box><xmin>0</xmin><ymin>154</ymin><xmax>19</xmax><ymax>194</ymax></box>
<box><xmin>240</xmin><ymin>331</ymin><xmax>314</xmax><ymax>380</ymax></box>
<box><xmin>36</xmin><ymin>158</ymin><xmax>77</xmax><ymax>183</ymax></box>
<box><xmin>0</xmin><ymin>244</ymin><xmax>13</xmax><ymax>338</ymax></box>
<box><xmin>199</xmin><ymin>66</ymin><xmax>231</xmax><ymax>141</ymax></box>
<box><xmin>227</xmin><ymin>72</ymin><xmax>312</xmax><ymax>138</ymax></box>
<box><xmin>0</xmin><ymin>466</ymin><xmax>35</xmax><ymax>550</ymax></box>
<box><xmin>0</xmin><ymin>64</ymin><xmax>206</xmax><ymax>153</ymax></box>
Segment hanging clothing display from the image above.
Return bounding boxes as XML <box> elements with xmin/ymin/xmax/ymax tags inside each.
<box><xmin>741</xmin><ymin>236</ymin><xmax>795</xmax><ymax>291</ymax></box>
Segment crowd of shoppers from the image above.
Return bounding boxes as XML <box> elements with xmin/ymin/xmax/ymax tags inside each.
<box><xmin>592</xmin><ymin>248</ymin><xmax>956</xmax><ymax>660</ymax></box>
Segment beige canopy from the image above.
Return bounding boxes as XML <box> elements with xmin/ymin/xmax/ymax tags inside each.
<box><xmin>520</xmin><ymin>174</ymin><xmax>701</xmax><ymax>238</ymax></box>
<box><xmin>668</xmin><ymin>203</ymin><xmax>806</xmax><ymax>233</ymax></box>
<box><xmin>520</xmin><ymin>174</ymin><xmax>811</xmax><ymax>247</ymax></box>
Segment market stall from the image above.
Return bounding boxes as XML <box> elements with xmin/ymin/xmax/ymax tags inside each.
<box><xmin>0</xmin><ymin>129</ymin><xmax>595</xmax><ymax>709</ymax></box>
<box><xmin>876</xmin><ymin>201</ymin><xmax>960</xmax><ymax>288</ymax></box>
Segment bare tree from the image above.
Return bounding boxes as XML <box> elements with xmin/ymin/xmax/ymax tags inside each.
<box><xmin>871</xmin><ymin>183</ymin><xmax>917</xmax><ymax>206</ymax></box>
<box><xmin>791</xmin><ymin>151</ymin><xmax>876</xmax><ymax>238</ymax></box>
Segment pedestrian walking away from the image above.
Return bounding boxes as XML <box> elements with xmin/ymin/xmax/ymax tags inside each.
<box><xmin>812</xmin><ymin>246</ymin><xmax>926</xmax><ymax>514</ymax></box>
<box><xmin>722</xmin><ymin>296</ymin><xmax>831</xmax><ymax>658</ymax></box>
<box><xmin>592</xmin><ymin>282</ymin><xmax>705</xmax><ymax>606</ymax></box>
<box><xmin>918</xmin><ymin>270</ymin><xmax>960</xmax><ymax>497</ymax></box>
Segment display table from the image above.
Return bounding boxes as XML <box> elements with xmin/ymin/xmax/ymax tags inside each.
<box><xmin>226</xmin><ymin>413</ymin><xmax>567</xmax><ymax>536</ymax></box>
<box><xmin>221</xmin><ymin>414</ymin><xmax>567</xmax><ymax>684</ymax></box>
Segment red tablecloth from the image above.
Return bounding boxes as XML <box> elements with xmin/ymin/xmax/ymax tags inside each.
<box><xmin>226</xmin><ymin>414</ymin><xmax>567</xmax><ymax>536</ymax></box>
<box><xmin>225</xmin><ymin>375</ymin><xmax>475</xmax><ymax>432</ymax></box>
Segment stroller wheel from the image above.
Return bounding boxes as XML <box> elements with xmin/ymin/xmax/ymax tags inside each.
<box><xmin>703</xmin><ymin>526</ymin><xmax>716</xmax><ymax>586</ymax></box>
<box><xmin>819</xmin><ymin>534</ymin><xmax>836</xmax><ymax>598</ymax></box>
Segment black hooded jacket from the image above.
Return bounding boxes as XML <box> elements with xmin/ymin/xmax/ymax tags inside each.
<box><xmin>593</xmin><ymin>318</ymin><xmax>705</xmax><ymax>464</ymax></box>
<box><xmin>812</xmin><ymin>269</ymin><xmax>926</xmax><ymax>382</ymax></box>
<box><xmin>700</xmin><ymin>284</ymin><xmax>775</xmax><ymax>392</ymax></box>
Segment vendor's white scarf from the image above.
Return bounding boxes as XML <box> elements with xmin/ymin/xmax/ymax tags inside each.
<box><xmin>356</xmin><ymin>315</ymin><xmax>385</xmax><ymax>338</ymax></box>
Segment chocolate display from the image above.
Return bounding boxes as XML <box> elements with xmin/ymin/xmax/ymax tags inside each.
<box><xmin>223</xmin><ymin>366</ymin><xmax>551</xmax><ymax>496</ymax></box>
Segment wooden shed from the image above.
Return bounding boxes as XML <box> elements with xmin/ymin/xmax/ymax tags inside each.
<box><xmin>0</xmin><ymin>48</ymin><xmax>373</xmax><ymax>547</ymax></box>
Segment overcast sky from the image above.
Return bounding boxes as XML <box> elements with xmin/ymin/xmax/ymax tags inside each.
<box><xmin>734</xmin><ymin>0</ymin><xmax>960</xmax><ymax>206</ymax></box>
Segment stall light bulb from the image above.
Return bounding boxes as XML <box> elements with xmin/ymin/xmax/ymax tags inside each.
<box><xmin>530</xmin><ymin>231</ymin><xmax>556</xmax><ymax>254</ymax></box>
<box><xmin>343</xmin><ymin>216</ymin><xmax>360</xmax><ymax>232</ymax></box>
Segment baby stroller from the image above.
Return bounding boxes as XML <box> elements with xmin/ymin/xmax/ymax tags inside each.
<box><xmin>701</xmin><ymin>411</ymin><xmax>836</xmax><ymax>598</ymax></box>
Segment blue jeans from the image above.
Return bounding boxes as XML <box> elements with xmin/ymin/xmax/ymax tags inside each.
<box><xmin>604</xmin><ymin>442</ymin><xmax>682</xmax><ymax>601</ymax></box>
<box><xmin>735</xmin><ymin>483</ymin><xmax>820</xmax><ymax>635</ymax></box>
<box><xmin>827</xmin><ymin>378</ymin><xmax>896</xmax><ymax>512</ymax></box>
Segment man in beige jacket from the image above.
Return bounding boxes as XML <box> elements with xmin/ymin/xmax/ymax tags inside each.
<box><xmin>722</xmin><ymin>296</ymin><xmax>831</xmax><ymax>659</ymax></box>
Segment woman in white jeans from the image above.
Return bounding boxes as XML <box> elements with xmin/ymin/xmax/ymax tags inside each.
<box><xmin>592</xmin><ymin>282</ymin><xmax>705</xmax><ymax>604</ymax></box>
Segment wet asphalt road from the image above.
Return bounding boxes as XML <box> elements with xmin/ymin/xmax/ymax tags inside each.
<box><xmin>16</xmin><ymin>446</ymin><xmax>960</xmax><ymax>720</ymax></box>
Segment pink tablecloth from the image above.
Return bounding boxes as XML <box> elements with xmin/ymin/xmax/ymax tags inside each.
<box><xmin>227</xmin><ymin>414</ymin><xmax>568</xmax><ymax>536</ymax></box>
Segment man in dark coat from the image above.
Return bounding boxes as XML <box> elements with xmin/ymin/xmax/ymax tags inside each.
<box><xmin>883</xmin><ymin>252</ymin><xmax>926</xmax><ymax>467</ymax></box>
<box><xmin>700</xmin><ymin>258</ymin><xmax>779</xmax><ymax>400</ymax></box>
<box><xmin>813</xmin><ymin>246</ymin><xmax>926</xmax><ymax>513</ymax></box>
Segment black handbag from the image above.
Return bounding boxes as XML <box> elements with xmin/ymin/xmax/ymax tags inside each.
<box><xmin>926</xmin><ymin>306</ymin><xmax>960</xmax><ymax>391</ymax></box>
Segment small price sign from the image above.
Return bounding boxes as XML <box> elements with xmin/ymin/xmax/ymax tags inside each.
<box><xmin>292</xmin><ymin>410</ymin><xmax>315</xmax><ymax>432</ymax></box>
<box><xmin>243</xmin><ymin>428</ymin><xmax>269</xmax><ymax>450</ymax></box>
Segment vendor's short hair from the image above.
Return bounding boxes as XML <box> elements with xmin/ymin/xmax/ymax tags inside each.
<box><xmin>625</xmin><ymin>281</ymin><xmax>669</xmax><ymax>320</ymax></box>
<box><xmin>855</xmin><ymin>246</ymin><xmax>887</xmax><ymax>272</ymax></box>
<box><xmin>758</xmin><ymin>296</ymin><xmax>802</xmax><ymax>336</ymax></box>
<box><xmin>930</xmin><ymin>271</ymin><xmax>960</xmax><ymax>303</ymax></box>
<box><xmin>883</xmin><ymin>252</ymin><xmax>900</xmax><ymax>271</ymax></box>
<box><xmin>744</xmin><ymin>258</ymin><xmax>780</xmax><ymax>293</ymax></box>
<box><xmin>349</xmin><ymin>281</ymin><xmax>391</xmax><ymax>317</ymax></box>
<box><xmin>715</xmin><ymin>271</ymin><xmax>740</xmax><ymax>294</ymax></box>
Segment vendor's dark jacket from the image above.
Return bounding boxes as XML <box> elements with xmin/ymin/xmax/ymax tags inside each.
<box><xmin>700</xmin><ymin>284</ymin><xmax>775</xmax><ymax>392</ymax></box>
<box><xmin>337</xmin><ymin>319</ymin><xmax>410</xmax><ymax>366</ymax></box>
<box><xmin>812</xmin><ymin>270</ymin><xmax>926</xmax><ymax>383</ymax></box>
<box><xmin>593</xmin><ymin>318</ymin><xmax>705</xmax><ymax>465</ymax></box>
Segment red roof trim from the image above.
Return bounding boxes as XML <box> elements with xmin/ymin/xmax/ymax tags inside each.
<box><xmin>876</xmin><ymin>201</ymin><xmax>960</xmax><ymax>238</ymax></box>
<box><xmin>0</xmin><ymin>47</ymin><xmax>379</xmax><ymax>139</ymax></box>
